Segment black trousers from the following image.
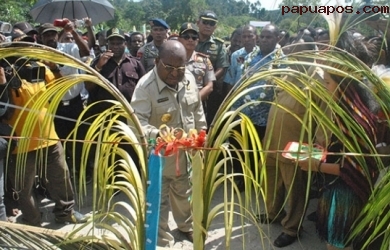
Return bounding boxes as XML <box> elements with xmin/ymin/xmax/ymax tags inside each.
<box><xmin>229</xmin><ymin>124</ymin><xmax>266</xmax><ymax>176</ymax></box>
<box><xmin>54</xmin><ymin>95</ymin><xmax>86</xmax><ymax>174</ymax></box>
<box><xmin>7</xmin><ymin>142</ymin><xmax>74</xmax><ymax>226</ymax></box>
<box><xmin>81</xmin><ymin>104</ymin><xmax>142</xmax><ymax>182</ymax></box>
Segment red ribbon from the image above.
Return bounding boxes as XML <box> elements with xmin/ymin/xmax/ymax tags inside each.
<box><xmin>154</xmin><ymin>129</ymin><xmax>207</xmax><ymax>176</ymax></box>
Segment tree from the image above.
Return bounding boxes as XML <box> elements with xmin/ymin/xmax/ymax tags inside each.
<box><xmin>278</xmin><ymin>17</ymin><xmax>300</xmax><ymax>33</ymax></box>
<box><xmin>141</xmin><ymin>0</ymin><xmax>165</xmax><ymax>20</ymax></box>
<box><xmin>159</xmin><ymin>0</ymin><xmax>207</xmax><ymax>30</ymax></box>
<box><xmin>279</xmin><ymin>0</ymin><xmax>321</xmax><ymax>7</ymax></box>
<box><xmin>123</xmin><ymin>2</ymin><xmax>146</xmax><ymax>31</ymax></box>
<box><xmin>0</xmin><ymin>0</ymin><xmax>36</xmax><ymax>24</ymax></box>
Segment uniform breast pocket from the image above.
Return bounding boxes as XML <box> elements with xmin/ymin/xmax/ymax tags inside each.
<box><xmin>124</xmin><ymin>71</ymin><xmax>139</xmax><ymax>81</ymax></box>
<box><xmin>184</xmin><ymin>96</ymin><xmax>198</xmax><ymax>125</ymax></box>
<box><xmin>155</xmin><ymin>102</ymin><xmax>178</xmax><ymax>124</ymax></box>
<box><xmin>149</xmin><ymin>49</ymin><xmax>159</xmax><ymax>58</ymax></box>
<box><xmin>117</xmin><ymin>71</ymin><xmax>139</xmax><ymax>101</ymax></box>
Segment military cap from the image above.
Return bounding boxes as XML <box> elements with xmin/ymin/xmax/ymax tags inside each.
<box><xmin>149</xmin><ymin>18</ymin><xmax>170</xmax><ymax>29</ymax></box>
<box><xmin>11</xmin><ymin>29</ymin><xmax>35</xmax><ymax>42</ymax></box>
<box><xmin>199</xmin><ymin>10</ymin><xmax>218</xmax><ymax>21</ymax></box>
<box><xmin>39</xmin><ymin>23</ymin><xmax>58</xmax><ymax>35</ymax></box>
<box><xmin>106</xmin><ymin>28</ymin><xmax>125</xmax><ymax>40</ymax></box>
<box><xmin>13</xmin><ymin>22</ymin><xmax>38</xmax><ymax>35</ymax></box>
<box><xmin>179</xmin><ymin>23</ymin><xmax>198</xmax><ymax>36</ymax></box>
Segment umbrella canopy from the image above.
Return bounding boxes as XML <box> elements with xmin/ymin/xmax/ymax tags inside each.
<box><xmin>30</xmin><ymin>0</ymin><xmax>115</xmax><ymax>24</ymax></box>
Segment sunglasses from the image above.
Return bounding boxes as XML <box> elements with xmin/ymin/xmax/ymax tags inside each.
<box><xmin>180</xmin><ymin>34</ymin><xmax>199</xmax><ymax>41</ymax></box>
<box><xmin>160</xmin><ymin>60</ymin><xmax>186</xmax><ymax>73</ymax></box>
<box><xmin>201</xmin><ymin>20</ymin><xmax>217</xmax><ymax>27</ymax></box>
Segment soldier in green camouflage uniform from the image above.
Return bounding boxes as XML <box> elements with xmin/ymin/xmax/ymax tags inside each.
<box><xmin>137</xmin><ymin>18</ymin><xmax>169</xmax><ymax>72</ymax></box>
<box><xmin>196</xmin><ymin>10</ymin><xmax>229</xmax><ymax>126</ymax></box>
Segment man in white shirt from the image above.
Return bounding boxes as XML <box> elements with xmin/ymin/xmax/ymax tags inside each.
<box><xmin>39</xmin><ymin>22</ymin><xmax>90</xmax><ymax>179</ymax></box>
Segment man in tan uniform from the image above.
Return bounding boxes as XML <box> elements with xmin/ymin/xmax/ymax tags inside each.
<box><xmin>261</xmin><ymin>35</ymin><xmax>330</xmax><ymax>248</ymax></box>
<box><xmin>137</xmin><ymin>18</ymin><xmax>169</xmax><ymax>72</ymax></box>
<box><xmin>131</xmin><ymin>40</ymin><xmax>206</xmax><ymax>247</ymax></box>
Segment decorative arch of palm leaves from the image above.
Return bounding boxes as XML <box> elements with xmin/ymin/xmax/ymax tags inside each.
<box><xmin>0</xmin><ymin>11</ymin><xmax>390</xmax><ymax>250</ymax></box>
<box><xmin>199</xmin><ymin>12</ymin><xmax>390</xmax><ymax>250</ymax></box>
<box><xmin>0</xmin><ymin>43</ymin><xmax>148</xmax><ymax>249</ymax></box>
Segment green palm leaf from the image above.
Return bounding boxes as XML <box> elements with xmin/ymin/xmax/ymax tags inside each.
<box><xmin>0</xmin><ymin>44</ymin><xmax>147</xmax><ymax>249</ymax></box>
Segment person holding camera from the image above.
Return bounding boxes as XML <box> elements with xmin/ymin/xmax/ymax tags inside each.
<box><xmin>0</xmin><ymin>31</ymin><xmax>88</xmax><ymax>226</ymax></box>
<box><xmin>0</xmin><ymin>21</ymin><xmax>12</xmax><ymax>43</ymax></box>
<box><xmin>0</xmin><ymin>33</ymin><xmax>6</xmax><ymax>43</ymax></box>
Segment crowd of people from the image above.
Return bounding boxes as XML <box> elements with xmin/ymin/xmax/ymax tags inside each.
<box><xmin>0</xmin><ymin>9</ymin><xmax>389</xmax><ymax>249</ymax></box>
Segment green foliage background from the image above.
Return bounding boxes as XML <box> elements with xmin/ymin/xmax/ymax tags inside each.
<box><xmin>1</xmin><ymin>0</ymin><xmax>387</xmax><ymax>39</ymax></box>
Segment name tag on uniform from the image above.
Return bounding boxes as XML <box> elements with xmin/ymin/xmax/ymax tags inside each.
<box><xmin>157</xmin><ymin>97</ymin><xmax>169</xmax><ymax>103</ymax></box>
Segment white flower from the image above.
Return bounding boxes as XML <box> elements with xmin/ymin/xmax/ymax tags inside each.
<box><xmin>259</xmin><ymin>92</ymin><xmax>266</xmax><ymax>99</ymax></box>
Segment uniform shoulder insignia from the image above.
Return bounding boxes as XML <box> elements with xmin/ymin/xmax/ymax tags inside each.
<box><xmin>214</xmin><ymin>37</ymin><xmax>225</xmax><ymax>44</ymax></box>
<box><xmin>195</xmin><ymin>52</ymin><xmax>209</xmax><ymax>58</ymax></box>
<box><xmin>146</xmin><ymin>41</ymin><xmax>155</xmax><ymax>48</ymax></box>
<box><xmin>136</xmin><ymin>51</ymin><xmax>143</xmax><ymax>58</ymax></box>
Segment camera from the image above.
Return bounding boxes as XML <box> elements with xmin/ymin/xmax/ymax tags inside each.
<box><xmin>1</xmin><ymin>58</ymin><xmax>46</xmax><ymax>89</ymax></box>
<box><xmin>74</xmin><ymin>20</ymin><xmax>85</xmax><ymax>28</ymax></box>
<box><xmin>53</xmin><ymin>19</ymin><xmax>70</xmax><ymax>28</ymax></box>
<box><xmin>0</xmin><ymin>21</ymin><xmax>12</xmax><ymax>34</ymax></box>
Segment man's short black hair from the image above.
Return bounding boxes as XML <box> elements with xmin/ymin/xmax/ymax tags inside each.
<box><xmin>95</xmin><ymin>30</ymin><xmax>106</xmax><ymax>40</ymax></box>
<box><xmin>317</xmin><ymin>29</ymin><xmax>329</xmax><ymax>37</ymax></box>
<box><xmin>295</xmin><ymin>35</ymin><xmax>316</xmax><ymax>50</ymax></box>
<box><xmin>280</xmin><ymin>29</ymin><xmax>290</xmax><ymax>39</ymax></box>
<box><xmin>129</xmin><ymin>32</ymin><xmax>144</xmax><ymax>41</ymax></box>
<box><xmin>146</xmin><ymin>34</ymin><xmax>153</xmax><ymax>43</ymax></box>
<box><xmin>230</xmin><ymin>26</ymin><xmax>242</xmax><ymax>39</ymax></box>
<box><xmin>298</xmin><ymin>27</ymin><xmax>316</xmax><ymax>38</ymax></box>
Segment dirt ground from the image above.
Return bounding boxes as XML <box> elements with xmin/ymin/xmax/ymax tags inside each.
<box><xmin>9</xmin><ymin>183</ymin><xmax>326</xmax><ymax>250</ymax></box>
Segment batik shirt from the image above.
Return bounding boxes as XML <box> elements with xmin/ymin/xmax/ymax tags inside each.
<box><xmin>224</xmin><ymin>46</ymin><xmax>259</xmax><ymax>86</ymax></box>
<box><xmin>231</xmin><ymin>48</ymin><xmax>283</xmax><ymax>127</ymax></box>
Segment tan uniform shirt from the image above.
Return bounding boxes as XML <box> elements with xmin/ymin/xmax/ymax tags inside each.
<box><xmin>131</xmin><ymin>68</ymin><xmax>207</xmax><ymax>175</ymax></box>
<box><xmin>263</xmin><ymin>66</ymin><xmax>332</xmax><ymax>163</ymax></box>
<box><xmin>186</xmin><ymin>51</ymin><xmax>216</xmax><ymax>90</ymax></box>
